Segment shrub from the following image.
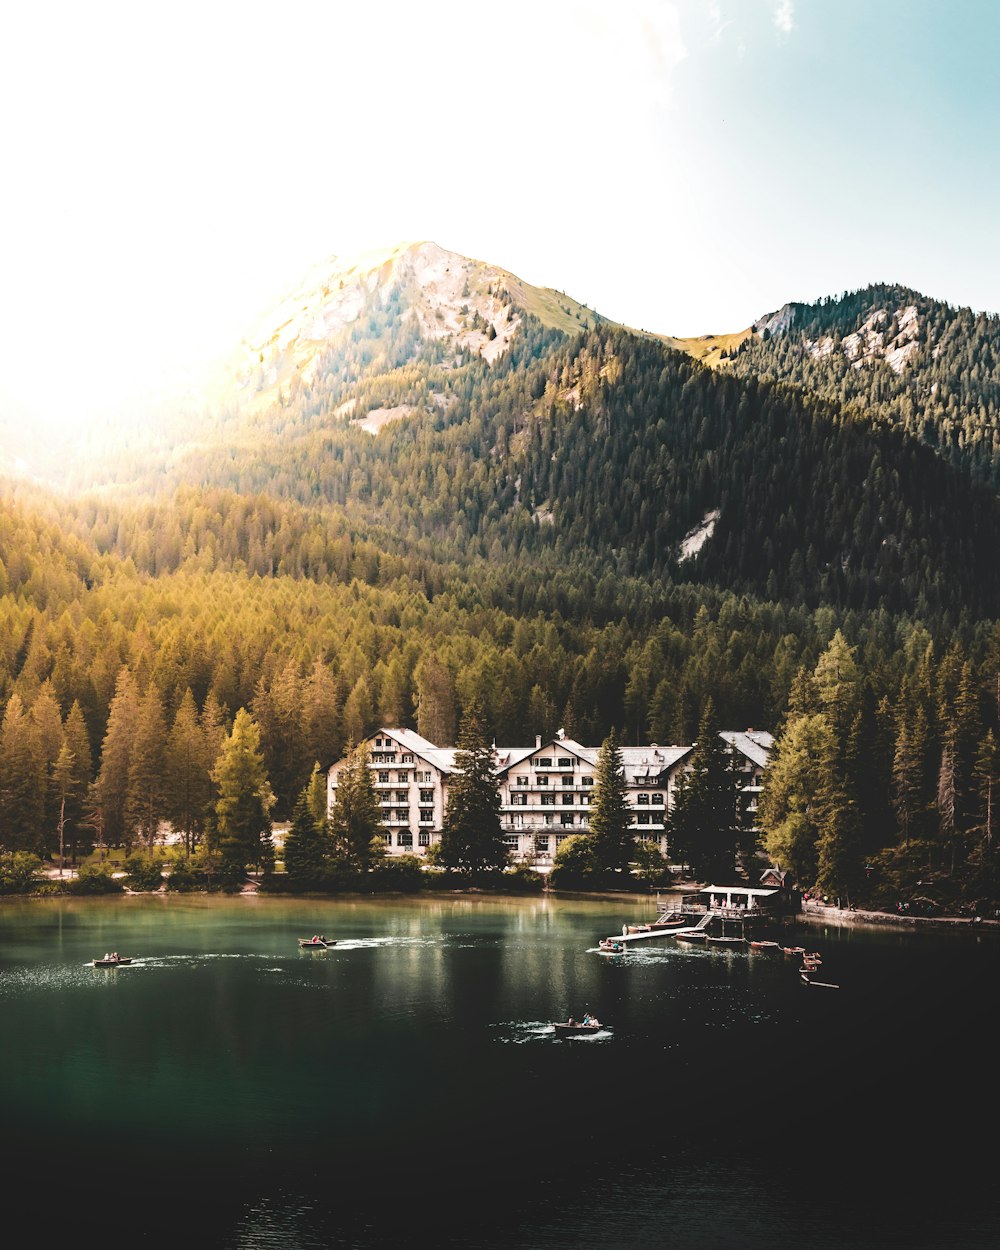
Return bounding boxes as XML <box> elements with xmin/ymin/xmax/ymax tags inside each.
<box><xmin>0</xmin><ymin>851</ymin><xmax>43</xmax><ymax>895</ymax></box>
<box><xmin>124</xmin><ymin>853</ymin><xmax>166</xmax><ymax>892</ymax></box>
<box><xmin>66</xmin><ymin>863</ymin><xmax>125</xmax><ymax>895</ymax></box>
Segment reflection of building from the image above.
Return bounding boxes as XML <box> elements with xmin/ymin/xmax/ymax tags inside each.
<box><xmin>326</xmin><ymin>727</ymin><xmax>773</xmax><ymax>867</ymax></box>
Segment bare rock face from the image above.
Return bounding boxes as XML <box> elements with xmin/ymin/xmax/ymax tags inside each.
<box><xmin>753</xmin><ymin>303</ymin><xmax>797</xmax><ymax>338</ymax></box>
<box><xmin>233</xmin><ymin>241</ymin><xmax>525</xmax><ymax>401</ymax></box>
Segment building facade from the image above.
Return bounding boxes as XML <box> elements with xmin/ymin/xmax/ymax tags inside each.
<box><xmin>326</xmin><ymin>727</ymin><xmax>773</xmax><ymax>868</ymax></box>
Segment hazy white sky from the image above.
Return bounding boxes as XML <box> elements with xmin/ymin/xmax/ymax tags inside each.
<box><xmin>2</xmin><ymin>0</ymin><xmax>999</xmax><ymax>431</ymax></box>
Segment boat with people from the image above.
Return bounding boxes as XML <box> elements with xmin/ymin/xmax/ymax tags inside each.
<box><xmin>598</xmin><ymin>938</ymin><xmax>626</xmax><ymax>953</ymax></box>
<box><xmin>298</xmin><ymin>935</ymin><xmax>336</xmax><ymax>949</ymax></box>
<box><xmin>553</xmin><ymin>1013</ymin><xmax>603</xmax><ymax>1037</ymax></box>
<box><xmin>93</xmin><ymin>952</ymin><xmax>132</xmax><ymax>967</ymax></box>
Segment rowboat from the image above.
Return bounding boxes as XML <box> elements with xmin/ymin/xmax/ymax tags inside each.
<box><xmin>93</xmin><ymin>954</ymin><xmax>132</xmax><ymax>967</ymax></box>
<box><xmin>553</xmin><ymin>1016</ymin><xmax>602</xmax><ymax>1037</ymax></box>
<box><xmin>598</xmin><ymin>938</ymin><xmax>626</xmax><ymax>953</ymax></box>
<box><xmin>675</xmin><ymin>931</ymin><xmax>707</xmax><ymax>942</ymax></box>
<box><xmin>748</xmin><ymin>940</ymin><xmax>781</xmax><ymax>950</ymax></box>
<box><xmin>298</xmin><ymin>936</ymin><xmax>336</xmax><ymax>949</ymax></box>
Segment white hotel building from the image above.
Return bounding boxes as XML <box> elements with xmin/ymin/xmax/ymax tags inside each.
<box><xmin>326</xmin><ymin>727</ymin><xmax>772</xmax><ymax>869</ymax></box>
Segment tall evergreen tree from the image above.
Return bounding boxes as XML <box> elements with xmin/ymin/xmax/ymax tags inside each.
<box><xmin>669</xmin><ymin>700</ymin><xmax>739</xmax><ymax>883</ymax></box>
<box><xmin>62</xmin><ymin>699</ymin><xmax>93</xmax><ymax>861</ymax></box>
<box><xmin>126</xmin><ymin>682</ymin><xmax>168</xmax><ymax>847</ymax></box>
<box><xmin>328</xmin><ymin>741</ymin><xmax>384</xmax><ymax>870</ymax></box>
<box><xmin>0</xmin><ymin>692</ymin><xmax>45</xmax><ymax>853</ymax></box>
<box><xmin>96</xmin><ymin>666</ymin><xmax>140</xmax><ymax>849</ymax></box>
<box><xmin>165</xmin><ymin>688</ymin><xmax>211</xmax><ymax>855</ymax></box>
<box><xmin>589</xmin><ymin>727</ymin><xmax>633</xmax><ymax>874</ymax></box>
<box><xmin>210</xmin><ymin>708</ymin><xmax>276</xmax><ymax>884</ymax></box>
<box><xmin>284</xmin><ymin>764</ymin><xmax>334</xmax><ymax>890</ymax></box>
<box><xmin>438</xmin><ymin>702</ymin><xmax>507</xmax><ymax>873</ymax></box>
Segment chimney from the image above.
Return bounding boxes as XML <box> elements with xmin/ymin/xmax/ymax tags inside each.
<box><xmin>535</xmin><ymin>735</ymin><xmax>542</xmax><ymax>748</ymax></box>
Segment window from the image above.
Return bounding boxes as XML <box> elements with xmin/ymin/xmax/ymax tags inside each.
<box><xmin>580</xmin><ymin>793</ymin><xmax>591</xmax><ymax>805</ymax></box>
<box><xmin>380</xmin><ymin>830</ymin><xmax>391</xmax><ymax>842</ymax></box>
<box><xmin>395</xmin><ymin>809</ymin><xmax>408</xmax><ymax>823</ymax></box>
<box><xmin>395</xmin><ymin>791</ymin><xmax>408</xmax><ymax>803</ymax></box>
<box><xmin>420</xmin><ymin>790</ymin><xmax>433</xmax><ymax>804</ymax></box>
<box><xmin>581</xmin><ymin>776</ymin><xmax>594</xmax><ymax>787</ymax></box>
<box><xmin>652</xmin><ymin>793</ymin><xmax>664</xmax><ymax>805</ymax></box>
<box><xmin>637</xmin><ymin>794</ymin><xmax>649</xmax><ymax>804</ymax></box>
<box><xmin>378</xmin><ymin>771</ymin><xmax>390</xmax><ymax>784</ymax></box>
<box><xmin>504</xmin><ymin>834</ymin><xmax>519</xmax><ymax>848</ymax></box>
<box><xmin>397</xmin><ymin>831</ymin><xmax>413</xmax><ymax>847</ymax></box>
<box><xmin>561</xmin><ymin>775</ymin><xmax>574</xmax><ymax>786</ymax></box>
<box><xmin>401</xmin><ymin>754</ymin><xmax>413</xmax><ymax>763</ymax></box>
<box><xmin>541</xmin><ymin>794</ymin><xmax>555</xmax><ymax>806</ymax></box>
<box><xmin>536</xmin><ymin>758</ymin><xmax>552</xmax><ymax>768</ymax></box>
<box><xmin>544</xmin><ymin>814</ymin><xmax>553</xmax><ymax>825</ymax></box>
<box><xmin>417</xmin><ymin>771</ymin><xmax>431</xmax><ymax>783</ymax></box>
<box><xmin>535</xmin><ymin>835</ymin><xmax>550</xmax><ymax>851</ymax></box>
<box><xmin>511</xmin><ymin>793</ymin><xmax>527</xmax><ymax>806</ymax></box>
<box><xmin>418</xmin><ymin>831</ymin><xmax>430</xmax><ymax>847</ymax></box>
<box><xmin>516</xmin><ymin>776</ymin><xmax>528</xmax><ymax>786</ymax></box>
<box><xmin>558</xmin><ymin>757</ymin><xmax>572</xmax><ymax>767</ymax></box>
<box><xmin>636</xmin><ymin>812</ymin><xmax>651</xmax><ymax>824</ymax></box>
<box><xmin>561</xmin><ymin>794</ymin><xmax>573</xmax><ymax>805</ymax></box>
<box><xmin>536</xmin><ymin>775</ymin><xmax>549</xmax><ymax>786</ymax></box>
<box><xmin>560</xmin><ymin>814</ymin><xmax>574</xmax><ymax>826</ymax></box>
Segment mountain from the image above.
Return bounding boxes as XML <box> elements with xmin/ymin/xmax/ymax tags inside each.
<box><xmin>27</xmin><ymin>244</ymin><xmax>1000</xmax><ymax>625</ymax></box>
<box><xmin>217</xmin><ymin>239</ymin><xmax>609</xmax><ymax>420</ymax></box>
<box><xmin>713</xmin><ymin>283</ymin><xmax>1000</xmax><ymax>490</ymax></box>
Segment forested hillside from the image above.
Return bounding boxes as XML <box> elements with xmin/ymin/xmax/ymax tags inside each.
<box><xmin>3</xmin><ymin>245</ymin><xmax>1000</xmax><ymax>909</ymax></box>
<box><xmin>726</xmin><ymin>283</ymin><xmax>1000</xmax><ymax>489</ymax></box>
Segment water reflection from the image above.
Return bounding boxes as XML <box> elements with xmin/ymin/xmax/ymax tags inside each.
<box><xmin>0</xmin><ymin>894</ymin><xmax>997</xmax><ymax>1249</ymax></box>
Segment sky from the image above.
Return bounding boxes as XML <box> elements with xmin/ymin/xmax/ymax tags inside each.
<box><xmin>2</xmin><ymin>0</ymin><xmax>999</xmax><ymax>435</ymax></box>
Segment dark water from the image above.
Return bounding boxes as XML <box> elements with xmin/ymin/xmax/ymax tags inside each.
<box><xmin>1</xmin><ymin>893</ymin><xmax>997</xmax><ymax>1248</ymax></box>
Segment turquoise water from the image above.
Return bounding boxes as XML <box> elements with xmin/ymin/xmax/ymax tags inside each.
<box><xmin>0</xmin><ymin>893</ymin><xmax>997</xmax><ymax>1248</ymax></box>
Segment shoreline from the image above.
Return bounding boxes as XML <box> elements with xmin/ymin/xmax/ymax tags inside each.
<box><xmin>799</xmin><ymin>898</ymin><xmax>1000</xmax><ymax>933</ymax></box>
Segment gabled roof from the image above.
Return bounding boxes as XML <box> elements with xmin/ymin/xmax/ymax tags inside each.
<box><xmin>384</xmin><ymin>727</ymin><xmax>439</xmax><ymax>754</ymax></box>
<box><xmin>720</xmin><ymin>730</ymin><xmax>774</xmax><ymax>769</ymax></box>
<box><xmin>620</xmin><ymin>745</ymin><xmax>691</xmax><ymax>783</ymax></box>
<box><xmin>493</xmin><ymin>737</ymin><xmax>594</xmax><ymax>776</ymax></box>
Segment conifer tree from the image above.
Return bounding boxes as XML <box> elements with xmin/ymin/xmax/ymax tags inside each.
<box><xmin>0</xmin><ymin>692</ymin><xmax>45</xmax><ymax>853</ymax></box>
<box><xmin>62</xmin><ymin>700</ymin><xmax>93</xmax><ymax>861</ymax></box>
<box><xmin>329</xmin><ymin>740</ymin><xmax>384</xmax><ymax>870</ymax></box>
<box><xmin>96</xmin><ymin>667</ymin><xmax>140</xmax><ymax>849</ymax></box>
<box><xmin>165</xmin><ymin>688</ymin><xmax>210</xmax><ymax>855</ymax></box>
<box><xmin>284</xmin><ymin>764</ymin><xmax>333</xmax><ymax>890</ymax></box>
<box><xmin>438</xmin><ymin>702</ymin><xmax>507</xmax><ymax>873</ymax></box>
<box><xmin>589</xmin><ymin>727</ymin><xmax>633</xmax><ymax>874</ymax></box>
<box><xmin>669</xmin><ymin>700</ymin><xmax>739</xmax><ymax>883</ymax></box>
<box><xmin>210</xmin><ymin>708</ymin><xmax>276</xmax><ymax>884</ymax></box>
<box><xmin>126</xmin><ymin>682</ymin><xmax>168</xmax><ymax>847</ymax></box>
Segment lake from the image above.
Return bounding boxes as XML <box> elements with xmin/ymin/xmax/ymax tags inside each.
<box><xmin>1</xmin><ymin>892</ymin><xmax>997</xmax><ymax>1249</ymax></box>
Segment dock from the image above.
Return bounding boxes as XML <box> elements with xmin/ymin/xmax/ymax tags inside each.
<box><xmin>602</xmin><ymin>913</ymin><xmax>715</xmax><ymax>945</ymax></box>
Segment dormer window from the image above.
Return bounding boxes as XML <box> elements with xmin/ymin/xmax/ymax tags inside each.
<box><xmin>537</xmin><ymin>757</ymin><xmax>552</xmax><ymax>768</ymax></box>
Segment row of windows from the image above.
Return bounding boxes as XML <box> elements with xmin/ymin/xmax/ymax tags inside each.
<box><xmin>379</xmin><ymin>830</ymin><xmax>432</xmax><ymax>847</ymax></box>
<box><xmin>514</xmin><ymin>774</ymin><xmax>594</xmax><ymax>787</ymax></box>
